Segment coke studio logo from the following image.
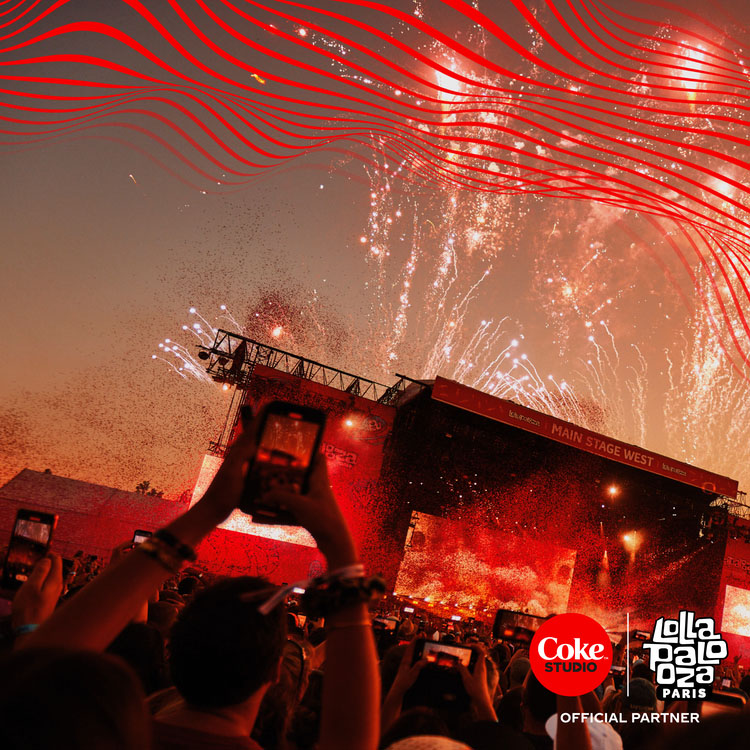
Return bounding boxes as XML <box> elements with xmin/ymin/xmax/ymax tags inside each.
<box><xmin>530</xmin><ymin>613</ymin><xmax>613</xmax><ymax>695</ymax></box>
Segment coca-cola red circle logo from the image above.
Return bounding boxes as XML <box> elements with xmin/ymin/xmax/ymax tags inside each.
<box><xmin>530</xmin><ymin>613</ymin><xmax>613</xmax><ymax>696</ymax></box>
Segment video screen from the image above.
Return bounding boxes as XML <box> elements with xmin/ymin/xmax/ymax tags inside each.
<box><xmin>421</xmin><ymin>641</ymin><xmax>473</xmax><ymax>668</ymax></box>
<box><xmin>721</xmin><ymin>584</ymin><xmax>750</xmax><ymax>637</ymax></box>
<box><xmin>395</xmin><ymin>511</ymin><xmax>576</xmax><ymax>617</ymax></box>
<box><xmin>14</xmin><ymin>518</ymin><xmax>51</xmax><ymax>544</ymax></box>
<box><xmin>257</xmin><ymin>414</ymin><xmax>319</xmax><ymax>469</ymax></box>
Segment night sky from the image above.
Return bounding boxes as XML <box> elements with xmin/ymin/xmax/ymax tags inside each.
<box><xmin>2</xmin><ymin>0</ymin><xmax>749</xmax><ymax>498</ymax></box>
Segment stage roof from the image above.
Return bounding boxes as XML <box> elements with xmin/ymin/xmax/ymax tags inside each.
<box><xmin>431</xmin><ymin>377</ymin><xmax>738</xmax><ymax>498</ymax></box>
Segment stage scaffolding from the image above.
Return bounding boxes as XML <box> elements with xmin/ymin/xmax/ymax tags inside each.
<box><xmin>198</xmin><ymin>329</ymin><xmax>421</xmax><ymax>455</ymax></box>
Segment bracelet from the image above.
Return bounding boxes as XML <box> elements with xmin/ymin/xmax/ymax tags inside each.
<box><xmin>137</xmin><ymin>538</ymin><xmax>184</xmax><ymax>573</ymax></box>
<box><xmin>154</xmin><ymin>529</ymin><xmax>197</xmax><ymax>562</ymax></box>
<box><xmin>303</xmin><ymin>574</ymin><xmax>386</xmax><ymax>619</ymax></box>
<box><xmin>14</xmin><ymin>623</ymin><xmax>39</xmax><ymax>636</ymax></box>
<box><xmin>256</xmin><ymin>563</ymin><xmax>383</xmax><ymax>617</ymax></box>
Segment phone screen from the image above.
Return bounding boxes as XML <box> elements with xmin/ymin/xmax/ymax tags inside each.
<box><xmin>4</xmin><ymin>514</ymin><xmax>55</xmax><ymax>588</ymax></box>
<box><xmin>241</xmin><ymin>402</ymin><xmax>326</xmax><ymax>522</ymax></box>
<box><xmin>421</xmin><ymin>641</ymin><xmax>473</xmax><ymax>668</ymax></box>
<box><xmin>257</xmin><ymin>413</ymin><xmax>321</xmax><ymax>478</ymax></box>
<box><xmin>133</xmin><ymin>531</ymin><xmax>152</xmax><ymax>545</ymax></box>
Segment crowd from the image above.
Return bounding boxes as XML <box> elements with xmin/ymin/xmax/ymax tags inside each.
<box><xmin>1</xmin><ymin>416</ymin><xmax>750</xmax><ymax>749</ymax></box>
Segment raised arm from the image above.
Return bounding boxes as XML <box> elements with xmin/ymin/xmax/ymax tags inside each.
<box><xmin>264</xmin><ymin>454</ymin><xmax>380</xmax><ymax>750</ymax></box>
<box><xmin>21</xmin><ymin>427</ymin><xmax>256</xmax><ymax>652</ymax></box>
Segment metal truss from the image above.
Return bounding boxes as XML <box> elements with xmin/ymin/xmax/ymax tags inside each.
<box><xmin>199</xmin><ymin>330</ymin><xmax>425</xmax><ymax>455</ymax></box>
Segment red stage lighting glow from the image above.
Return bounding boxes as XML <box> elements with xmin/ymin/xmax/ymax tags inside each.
<box><xmin>395</xmin><ymin>511</ymin><xmax>576</xmax><ymax>618</ymax></box>
<box><xmin>721</xmin><ymin>584</ymin><xmax>750</xmax><ymax>637</ymax></box>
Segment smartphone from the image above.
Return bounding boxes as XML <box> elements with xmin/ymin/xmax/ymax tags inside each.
<box><xmin>297</xmin><ymin>614</ymin><xmax>307</xmax><ymax>627</ymax></box>
<box><xmin>2</xmin><ymin>509</ymin><xmax>58</xmax><ymax>591</ymax></box>
<box><xmin>721</xmin><ymin>677</ymin><xmax>732</xmax><ymax>689</ymax></box>
<box><xmin>240</xmin><ymin>401</ymin><xmax>327</xmax><ymax>524</ymax></box>
<box><xmin>132</xmin><ymin>530</ymin><xmax>152</xmax><ymax>545</ymax></box>
<box><xmin>610</xmin><ymin>665</ymin><xmax>627</xmax><ymax>676</ymax></box>
<box><xmin>412</xmin><ymin>637</ymin><xmax>479</xmax><ymax>672</ymax></box>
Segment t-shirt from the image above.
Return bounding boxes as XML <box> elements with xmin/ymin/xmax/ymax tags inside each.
<box><xmin>152</xmin><ymin>720</ymin><xmax>264</xmax><ymax>750</ymax></box>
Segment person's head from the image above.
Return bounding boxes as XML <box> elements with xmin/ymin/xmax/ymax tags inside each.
<box><xmin>168</xmin><ymin>576</ymin><xmax>286</xmax><ymax>709</ymax></box>
<box><xmin>106</xmin><ymin>622</ymin><xmax>166</xmax><ymax>696</ymax></box>
<box><xmin>0</xmin><ymin>648</ymin><xmax>150</xmax><ymax>750</ymax></box>
<box><xmin>631</xmin><ymin>660</ymin><xmax>655</xmax><ymax>683</ymax></box>
<box><xmin>496</xmin><ymin>686</ymin><xmax>524</xmax><ymax>732</ymax></box>
<box><xmin>379</xmin><ymin>707</ymin><xmax>450</xmax><ymax>749</ymax></box>
<box><xmin>252</xmin><ymin>638</ymin><xmax>311</xmax><ymax>749</ymax></box>
<box><xmin>509</xmin><ymin>656</ymin><xmax>531</xmax><ymax>688</ymax></box>
<box><xmin>623</xmin><ymin>677</ymin><xmax>656</xmax><ymax>712</ymax></box>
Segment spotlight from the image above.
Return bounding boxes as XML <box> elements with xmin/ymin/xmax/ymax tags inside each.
<box><xmin>271</xmin><ymin>326</ymin><xmax>283</xmax><ymax>338</ymax></box>
<box><xmin>607</xmin><ymin>484</ymin><xmax>619</xmax><ymax>498</ymax></box>
<box><xmin>622</xmin><ymin>531</ymin><xmax>642</xmax><ymax>553</ymax></box>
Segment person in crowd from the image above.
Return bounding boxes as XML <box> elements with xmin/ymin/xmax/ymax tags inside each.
<box><xmin>508</xmin><ymin>656</ymin><xmax>531</xmax><ymax>691</ymax></box>
<box><xmin>521</xmin><ymin>671</ymin><xmax>556</xmax><ymax>749</ymax></box>
<box><xmin>176</xmin><ymin>575</ymin><xmax>201</xmax><ymax>601</ymax></box>
<box><xmin>106</xmin><ymin>621</ymin><xmax>167</xmax><ymax>696</ymax></box>
<box><xmin>379</xmin><ymin>707</ymin><xmax>451</xmax><ymax>749</ymax></box>
<box><xmin>9</xmin><ymin>412</ymin><xmax>380</xmax><ymax>750</ymax></box>
<box><xmin>496</xmin><ymin>687</ymin><xmax>524</xmax><ymax>732</ymax></box>
<box><xmin>0</xmin><ymin>648</ymin><xmax>152</xmax><ymax>750</ymax></box>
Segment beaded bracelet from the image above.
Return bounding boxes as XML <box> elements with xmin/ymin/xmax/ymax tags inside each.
<box><xmin>14</xmin><ymin>623</ymin><xmax>39</xmax><ymax>636</ymax></box>
<box><xmin>154</xmin><ymin>529</ymin><xmax>197</xmax><ymax>562</ymax></box>
<box><xmin>137</xmin><ymin>538</ymin><xmax>184</xmax><ymax>573</ymax></box>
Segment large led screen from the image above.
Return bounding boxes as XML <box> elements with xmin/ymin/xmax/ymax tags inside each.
<box><xmin>721</xmin><ymin>584</ymin><xmax>750</xmax><ymax>637</ymax></box>
<box><xmin>395</xmin><ymin>511</ymin><xmax>576</xmax><ymax>617</ymax></box>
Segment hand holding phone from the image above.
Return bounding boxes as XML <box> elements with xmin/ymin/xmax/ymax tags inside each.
<box><xmin>10</xmin><ymin>553</ymin><xmax>63</xmax><ymax>631</ymax></box>
<box><xmin>240</xmin><ymin>401</ymin><xmax>327</xmax><ymax>525</ymax></box>
<box><xmin>412</xmin><ymin>638</ymin><xmax>479</xmax><ymax>672</ymax></box>
<box><xmin>2</xmin><ymin>510</ymin><xmax>58</xmax><ymax>591</ymax></box>
<box><xmin>132</xmin><ymin>530</ymin><xmax>152</xmax><ymax>545</ymax></box>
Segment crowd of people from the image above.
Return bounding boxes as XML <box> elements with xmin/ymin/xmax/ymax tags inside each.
<box><xmin>2</xmin><ymin>417</ymin><xmax>750</xmax><ymax>749</ymax></box>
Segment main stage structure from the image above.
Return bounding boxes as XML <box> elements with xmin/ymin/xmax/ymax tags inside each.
<box><xmin>190</xmin><ymin>330</ymin><xmax>750</xmax><ymax>653</ymax></box>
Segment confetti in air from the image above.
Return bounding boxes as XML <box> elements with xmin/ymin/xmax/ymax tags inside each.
<box><xmin>8</xmin><ymin>1</ymin><xmax>750</xmax><ymax>490</ymax></box>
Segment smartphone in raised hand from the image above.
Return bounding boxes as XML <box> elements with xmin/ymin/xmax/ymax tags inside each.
<box><xmin>132</xmin><ymin>530</ymin><xmax>152</xmax><ymax>546</ymax></box>
<box><xmin>239</xmin><ymin>401</ymin><xmax>326</xmax><ymax>525</ymax></box>
<box><xmin>2</xmin><ymin>509</ymin><xmax>58</xmax><ymax>591</ymax></box>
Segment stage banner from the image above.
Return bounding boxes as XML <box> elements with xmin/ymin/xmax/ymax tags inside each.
<box><xmin>431</xmin><ymin>377</ymin><xmax>738</xmax><ymax>498</ymax></box>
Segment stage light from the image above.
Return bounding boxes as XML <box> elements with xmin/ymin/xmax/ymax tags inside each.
<box><xmin>344</xmin><ymin>418</ymin><xmax>354</xmax><ymax>428</ymax></box>
<box><xmin>271</xmin><ymin>325</ymin><xmax>283</xmax><ymax>338</ymax></box>
<box><xmin>222</xmin><ymin>383</ymin><xmax>230</xmax><ymax>391</ymax></box>
<box><xmin>607</xmin><ymin>484</ymin><xmax>619</xmax><ymax>498</ymax></box>
<box><xmin>622</xmin><ymin>531</ymin><xmax>642</xmax><ymax>553</ymax></box>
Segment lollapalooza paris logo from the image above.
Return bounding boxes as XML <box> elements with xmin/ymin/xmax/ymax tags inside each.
<box><xmin>530</xmin><ymin>611</ymin><xmax>728</xmax><ymax>700</ymax></box>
